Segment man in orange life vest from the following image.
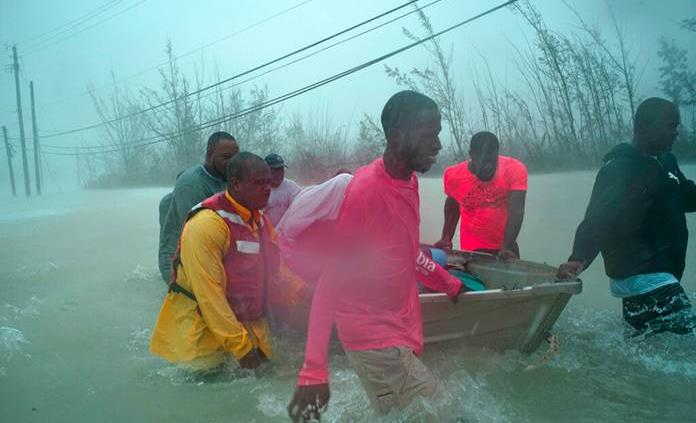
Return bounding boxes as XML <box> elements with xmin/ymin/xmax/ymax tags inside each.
<box><xmin>150</xmin><ymin>152</ymin><xmax>279</xmax><ymax>371</ymax></box>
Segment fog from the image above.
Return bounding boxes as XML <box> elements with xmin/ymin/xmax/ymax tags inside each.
<box><xmin>1</xmin><ymin>0</ymin><xmax>695</xmax><ymax>194</ymax></box>
<box><xmin>1</xmin><ymin>2</ymin><xmax>696</xmax><ymax>421</ymax></box>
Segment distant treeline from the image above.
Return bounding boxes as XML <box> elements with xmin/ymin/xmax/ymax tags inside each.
<box><xmin>79</xmin><ymin>1</ymin><xmax>696</xmax><ymax>188</ymax></box>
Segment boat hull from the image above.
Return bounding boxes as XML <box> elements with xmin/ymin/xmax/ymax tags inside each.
<box><xmin>273</xmin><ymin>252</ymin><xmax>582</xmax><ymax>354</ymax></box>
<box><xmin>421</xmin><ymin>254</ymin><xmax>582</xmax><ymax>353</ymax></box>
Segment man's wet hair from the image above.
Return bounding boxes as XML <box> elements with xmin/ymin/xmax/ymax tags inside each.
<box><xmin>634</xmin><ymin>97</ymin><xmax>678</xmax><ymax>135</ymax></box>
<box><xmin>381</xmin><ymin>90</ymin><xmax>438</xmax><ymax>139</ymax></box>
<box><xmin>470</xmin><ymin>131</ymin><xmax>499</xmax><ymax>154</ymax></box>
<box><xmin>206</xmin><ymin>131</ymin><xmax>237</xmax><ymax>157</ymax></box>
<box><xmin>226</xmin><ymin>151</ymin><xmax>267</xmax><ymax>182</ymax></box>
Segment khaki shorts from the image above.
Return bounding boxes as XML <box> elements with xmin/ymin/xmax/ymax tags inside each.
<box><xmin>345</xmin><ymin>346</ymin><xmax>440</xmax><ymax>414</ymax></box>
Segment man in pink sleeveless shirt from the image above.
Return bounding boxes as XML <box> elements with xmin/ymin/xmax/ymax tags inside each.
<box><xmin>434</xmin><ymin>131</ymin><xmax>528</xmax><ymax>260</ymax></box>
<box><xmin>287</xmin><ymin>91</ymin><xmax>462</xmax><ymax>420</ymax></box>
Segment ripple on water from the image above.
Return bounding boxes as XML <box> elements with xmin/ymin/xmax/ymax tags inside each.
<box><xmin>133</xmin><ymin>301</ymin><xmax>696</xmax><ymax>422</ymax></box>
<box><xmin>623</xmin><ymin>331</ymin><xmax>696</xmax><ymax>379</ymax></box>
<box><xmin>127</xmin><ymin>327</ymin><xmax>152</xmax><ymax>354</ymax></box>
<box><xmin>0</xmin><ymin>326</ymin><xmax>29</xmax><ymax>377</ymax></box>
<box><xmin>125</xmin><ymin>264</ymin><xmax>156</xmax><ymax>284</ymax></box>
<box><xmin>555</xmin><ymin>303</ymin><xmax>696</xmax><ymax>378</ymax></box>
<box><xmin>1</xmin><ymin>296</ymin><xmax>42</xmax><ymax>325</ymax></box>
<box><xmin>9</xmin><ymin>262</ymin><xmax>61</xmax><ymax>281</ymax></box>
<box><xmin>0</xmin><ymin>297</ymin><xmax>40</xmax><ymax>377</ymax></box>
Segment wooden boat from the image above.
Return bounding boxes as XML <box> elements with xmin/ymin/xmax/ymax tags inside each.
<box><xmin>420</xmin><ymin>250</ymin><xmax>582</xmax><ymax>353</ymax></box>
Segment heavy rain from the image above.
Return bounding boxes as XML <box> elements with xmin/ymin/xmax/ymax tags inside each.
<box><xmin>1</xmin><ymin>1</ymin><xmax>695</xmax><ymax>422</ymax></box>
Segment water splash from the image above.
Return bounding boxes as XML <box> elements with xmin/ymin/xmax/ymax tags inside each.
<box><xmin>553</xmin><ymin>305</ymin><xmax>696</xmax><ymax>378</ymax></box>
<box><xmin>1</xmin><ymin>296</ymin><xmax>42</xmax><ymax>325</ymax></box>
<box><xmin>0</xmin><ymin>326</ymin><xmax>29</xmax><ymax>377</ymax></box>
<box><xmin>127</xmin><ymin>327</ymin><xmax>152</xmax><ymax>353</ymax></box>
<box><xmin>125</xmin><ymin>265</ymin><xmax>155</xmax><ymax>284</ymax></box>
<box><xmin>0</xmin><ymin>326</ymin><xmax>27</xmax><ymax>352</ymax></box>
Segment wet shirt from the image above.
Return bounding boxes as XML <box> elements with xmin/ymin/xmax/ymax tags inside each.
<box><xmin>443</xmin><ymin>156</ymin><xmax>527</xmax><ymax>250</ymax></box>
<box><xmin>158</xmin><ymin>165</ymin><xmax>226</xmax><ymax>281</ymax></box>
<box><xmin>568</xmin><ymin>145</ymin><xmax>696</xmax><ymax>281</ymax></box>
<box><xmin>264</xmin><ymin>178</ymin><xmax>302</xmax><ymax>226</ymax></box>
<box><xmin>297</xmin><ymin>158</ymin><xmax>461</xmax><ymax>385</ymax></box>
<box><xmin>277</xmin><ymin>174</ymin><xmax>353</xmax><ymax>284</ymax></box>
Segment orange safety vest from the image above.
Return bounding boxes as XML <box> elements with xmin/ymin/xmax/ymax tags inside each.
<box><xmin>170</xmin><ymin>192</ymin><xmax>279</xmax><ymax>322</ymax></box>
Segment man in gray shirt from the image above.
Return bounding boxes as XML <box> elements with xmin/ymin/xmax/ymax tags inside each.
<box><xmin>264</xmin><ymin>153</ymin><xmax>301</xmax><ymax>226</ymax></box>
<box><xmin>158</xmin><ymin>131</ymin><xmax>239</xmax><ymax>281</ymax></box>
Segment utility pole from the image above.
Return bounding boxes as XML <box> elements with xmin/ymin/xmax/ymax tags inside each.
<box><xmin>3</xmin><ymin>126</ymin><xmax>17</xmax><ymax>197</ymax></box>
<box><xmin>12</xmin><ymin>45</ymin><xmax>31</xmax><ymax>196</ymax></box>
<box><xmin>29</xmin><ymin>81</ymin><xmax>42</xmax><ymax>195</ymax></box>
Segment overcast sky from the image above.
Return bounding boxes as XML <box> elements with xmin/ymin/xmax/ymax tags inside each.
<box><xmin>0</xmin><ymin>0</ymin><xmax>693</xmax><ymax>193</ymax></box>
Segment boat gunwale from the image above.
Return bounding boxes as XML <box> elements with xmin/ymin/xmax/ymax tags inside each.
<box><xmin>418</xmin><ymin>280</ymin><xmax>582</xmax><ymax>303</ymax></box>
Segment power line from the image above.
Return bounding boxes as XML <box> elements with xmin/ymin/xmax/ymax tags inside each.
<box><xmin>22</xmin><ymin>0</ymin><xmax>149</xmax><ymax>57</ymax></box>
<box><xmin>42</xmin><ymin>0</ymin><xmax>519</xmax><ymax>157</ymax></box>
<box><xmin>43</xmin><ymin>0</ymin><xmax>446</xmax><ymax>150</ymax></box>
<box><xmin>154</xmin><ymin>0</ymin><xmax>317</xmax><ymax>73</ymax></box>
<box><xmin>38</xmin><ymin>0</ymin><xmax>420</xmax><ymax>140</ymax></box>
<box><xmin>18</xmin><ymin>0</ymin><xmax>123</xmax><ymax>51</ymax></box>
<box><xmin>25</xmin><ymin>0</ymin><xmax>315</xmax><ymax>112</ymax></box>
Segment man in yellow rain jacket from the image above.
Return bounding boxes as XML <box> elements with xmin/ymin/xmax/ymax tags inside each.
<box><xmin>150</xmin><ymin>152</ymin><xmax>281</xmax><ymax>371</ymax></box>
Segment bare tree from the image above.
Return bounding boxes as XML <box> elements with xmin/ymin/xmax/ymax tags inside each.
<box><xmin>138</xmin><ymin>40</ymin><xmax>202</xmax><ymax>173</ymax></box>
<box><xmin>513</xmin><ymin>1</ymin><xmax>580</xmax><ymax>154</ymax></box>
<box><xmin>284</xmin><ymin>112</ymin><xmax>343</xmax><ymax>182</ymax></box>
<box><xmin>88</xmin><ymin>73</ymin><xmax>151</xmax><ymax>186</ymax></box>
<box><xmin>384</xmin><ymin>6</ymin><xmax>469</xmax><ymax>160</ymax></box>
<box><xmin>352</xmin><ymin>113</ymin><xmax>384</xmax><ymax>165</ymax></box>
<box><xmin>564</xmin><ymin>0</ymin><xmax>640</xmax><ymax>119</ymax></box>
<box><xmin>658</xmin><ymin>32</ymin><xmax>696</xmax><ymax>152</ymax></box>
<box><xmin>681</xmin><ymin>18</ymin><xmax>696</xmax><ymax>32</ymax></box>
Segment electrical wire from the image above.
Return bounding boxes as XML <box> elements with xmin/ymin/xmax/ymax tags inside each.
<box><xmin>17</xmin><ymin>0</ymin><xmax>123</xmax><ymax>50</ymax></box>
<box><xmin>26</xmin><ymin>0</ymin><xmax>315</xmax><ymax>112</ymax></box>
<box><xmin>21</xmin><ymin>0</ymin><xmax>149</xmax><ymax>56</ymax></box>
<box><xmin>38</xmin><ymin>0</ymin><xmax>420</xmax><ymax>139</ymax></box>
<box><xmin>43</xmin><ymin>0</ymin><xmax>445</xmax><ymax>150</ymax></box>
<box><xmin>42</xmin><ymin>0</ymin><xmax>518</xmax><ymax>156</ymax></box>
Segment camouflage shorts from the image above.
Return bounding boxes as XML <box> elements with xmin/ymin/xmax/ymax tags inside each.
<box><xmin>622</xmin><ymin>283</ymin><xmax>695</xmax><ymax>335</ymax></box>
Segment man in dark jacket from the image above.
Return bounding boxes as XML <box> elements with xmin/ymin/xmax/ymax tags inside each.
<box><xmin>558</xmin><ymin>97</ymin><xmax>696</xmax><ymax>335</ymax></box>
<box><xmin>158</xmin><ymin>131</ymin><xmax>239</xmax><ymax>281</ymax></box>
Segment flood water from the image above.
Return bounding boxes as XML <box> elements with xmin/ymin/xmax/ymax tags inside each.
<box><xmin>1</xmin><ymin>166</ymin><xmax>695</xmax><ymax>422</ymax></box>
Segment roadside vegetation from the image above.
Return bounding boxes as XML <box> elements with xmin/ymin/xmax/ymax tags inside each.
<box><xmin>79</xmin><ymin>2</ymin><xmax>696</xmax><ymax>188</ymax></box>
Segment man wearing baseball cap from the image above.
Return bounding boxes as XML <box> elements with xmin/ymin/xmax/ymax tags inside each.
<box><xmin>264</xmin><ymin>153</ymin><xmax>302</xmax><ymax>225</ymax></box>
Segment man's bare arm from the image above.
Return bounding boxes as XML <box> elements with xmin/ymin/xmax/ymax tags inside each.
<box><xmin>434</xmin><ymin>196</ymin><xmax>460</xmax><ymax>249</ymax></box>
<box><xmin>501</xmin><ymin>190</ymin><xmax>526</xmax><ymax>258</ymax></box>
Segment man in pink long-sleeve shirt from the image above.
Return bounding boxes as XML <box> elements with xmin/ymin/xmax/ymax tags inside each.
<box><xmin>288</xmin><ymin>91</ymin><xmax>463</xmax><ymax>420</ymax></box>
